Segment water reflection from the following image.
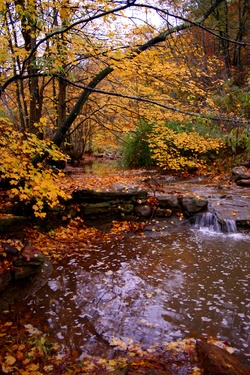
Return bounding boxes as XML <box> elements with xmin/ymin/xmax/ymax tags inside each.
<box><xmin>23</xmin><ymin>226</ymin><xmax>250</xmax><ymax>360</ymax></box>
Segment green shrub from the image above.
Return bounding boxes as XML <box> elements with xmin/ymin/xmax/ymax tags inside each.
<box><xmin>122</xmin><ymin>120</ymin><xmax>154</xmax><ymax>168</ymax></box>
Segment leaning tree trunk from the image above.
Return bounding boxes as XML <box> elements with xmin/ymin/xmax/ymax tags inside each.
<box><xmin>52</xmin><ymin>66</ymin><xmax>113</xmax><ymax>147</ymax></box>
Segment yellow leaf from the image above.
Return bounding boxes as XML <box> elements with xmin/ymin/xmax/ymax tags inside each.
<box><xmin>5</xmin><ymin>355</ymin><xmax>16</xmax><ymax>366</ymax></box>
<box><xmin>22</xmin><ymin>358</ymin><xmax>30</xmax><ymax>365</ymax></box>
<box><xmin>4</xmin><ymin>321</ymin><xmax>13</xmax><ymax>327</ymax></box>
<box><xmin>25</xmin><ymin>363</ymin><xmax>40</xmax><ymax>371</ymax></box>
<box><xmin>18</xmin><ymin>344</ymin><xmax>26</xmax><ymax>351</ymax></box>
<box><xmin>43</xmin><ymin>365</ymin><xmax>54</xmax><ymax>372</ymax></box>
<box><xmin>191</xmin><ymin>366</ymin><xmax>202</xmax><ymax>375</ymax></box>
<box><xmin>108</xmin><ymin>359</ymin><xmax>117</xmax><ymax>367</ymax></box>
<box><xmin>1</xmin><ymin>364</ymin><xmax>14</xmax><ymax>374</ymax></box>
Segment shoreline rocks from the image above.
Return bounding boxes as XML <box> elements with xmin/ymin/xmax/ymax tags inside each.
<box><xmin>0</xmin><ymin>242</ymin><xmax>52</xmax><ymax>294</ymax></box>
<box><xmin>231</xmin><ymin>166</ymin><xmax>250</xmax><ymax>186</ymax></box>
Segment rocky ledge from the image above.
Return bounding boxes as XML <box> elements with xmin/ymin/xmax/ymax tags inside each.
<box><xmin>231</xmin><ymin>165</ymin><xmax>250</xmax><ymax>186</ymax></box>
<box><xmin>0</xmin><ymin>241</ymin><xmax>52</xmax><ymax>301</ymax></box>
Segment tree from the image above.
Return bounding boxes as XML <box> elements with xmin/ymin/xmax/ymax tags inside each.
<box><xmin>0</xmin><ymin>0</ymin><xmax>230</xmax><ymax>147</ymax></box>
<box><xmin>187</xmin><ymin>0</ymin><xmax>250</xmax><ymax>82</ymax></box>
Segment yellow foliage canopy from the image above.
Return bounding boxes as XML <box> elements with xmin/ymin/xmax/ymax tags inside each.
<box><xmin>0</xmin><ymin>118</ymin><xmax>70</xmax><ymax>217</ymax></box>
<box><xmin>149</xmin><ymin>124</ymin><xmax>224</xmax><ymax>171</ymax></box>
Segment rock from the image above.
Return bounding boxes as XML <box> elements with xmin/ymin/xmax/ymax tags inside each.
<box><xmin>0</xmin><ymin>241</ymin><xmax>48</xmax><ymax>291</ymax></box>
<box><xmin>210</xmin><ymin>195</ymin><xmax>250</xmax><ymax>226</ymax></box>
<box><xmin>82</xmin><ymin>202</ymin><xmax>113</xmax><ymax>216</ymax></box>
<box><xmin>13</xmin><ymin>250</ymin><xmax>45</xmax><ymax>267</ymax></box>
<box><xmin>181</xmin><ymin>195</ymin><xmax>208</xmax><ymax>215</ymax></box>
<box><xmin>240</xmin><ymin>160</ymin><xmax>250</xmax><ymax>168</ymax></box>
<box><xmin>156</xmin><ymin>208</ymin><xmax>173</xmax><ymax>218</ymax></box>
<box><xmin>81</xmin><ymin>202</ymin><xmax>134</xmax><ymax>216</ymax></box>
<box><xmin>196</xmin><ymin>339</ymin><xmax>250</xmax><ymax>375</ymax></box>
<box><xmin>73</xmin><ymin>188</ymin><xmax>147</xmax><ymax>204</ymax></box>
<box><xmin>156</xmin><ymin>195</ymin><xmax>179</xmax><ymax>209</ymax></box>
<box><xmin>134</xmin><ymin>204</ymin><xmax>152</xmax><ymax>217</ymax></box>
<box><xmin>231</xmin><ymin>166</ymin><xmax>250</xmax><ymax>182</ymax></box>
<box><xmin>0</xmin><ymin>257</ymin><xmax>53</xmax><ymax>311</ymax></box>
<box><xmin>14</xmin><ymin>265</ymin><xmax>42</xmax><ymax>279</ymax></box>
<box><xmin>0</xmin><ymin>270</ymin><xmax>12</xmax><ymax>291</ymax></box>
<box><xmin>13</xmin><ymin>249</ymin><xmax>45</xmax><ymax>279</ymax></box>
<box><xmin>0</xmin><ymin>216</ymin><xmax>28</xmax><ymax>236</ymax></box>
<box><xmin>236</xmin><ymin>179</ymin><xmax>250</xmax><ymax>186</ymax></box>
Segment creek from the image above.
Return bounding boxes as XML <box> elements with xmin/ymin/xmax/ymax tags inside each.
<box><xmin>11</xmin><ymin>218</ymin><xmax>250</xmax><ymax>362</ymax></box>
<box><xmin>3</xmin><ymin>162</ymin><xmax>250</xmax><ymax>364</ymax></box>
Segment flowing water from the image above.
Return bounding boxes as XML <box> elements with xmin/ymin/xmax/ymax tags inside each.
<box><xmin>12</xmin><ymin>221</ymin><xmax>250</xmax><ymax>361</ymax></box>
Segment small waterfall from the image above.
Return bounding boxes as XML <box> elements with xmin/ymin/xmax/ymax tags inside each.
<box><xmin>194</xmin><ymin>212</ymin><xmax>237</xmax><ymax>234</ymax></box>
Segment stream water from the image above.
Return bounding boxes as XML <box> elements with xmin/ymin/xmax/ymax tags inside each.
<box><xmin>13</xmin><ymin>221</ymin><xmax>250</xmax><ymax>361</ymax></box>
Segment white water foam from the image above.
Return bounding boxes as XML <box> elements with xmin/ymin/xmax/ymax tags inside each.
<box><xmin>194</xmin><ymin>212</ymin><xmax>237</xmax><ymax>234</ymax></box>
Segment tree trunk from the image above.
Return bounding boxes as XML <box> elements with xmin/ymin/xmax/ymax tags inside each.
<box><xmin>52</xmin><ymin>66</ymin><xmax>114</xmax><ymax>146</ymax></box>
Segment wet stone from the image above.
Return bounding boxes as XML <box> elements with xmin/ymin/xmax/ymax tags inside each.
<box><xmin>0</xmin><ymin>216</ymin><xmax>28</xmax><ymax>236</ymax></box>
<box><xmin>134</xmin><ymin>204</ymin><xmax>151</xmax><ymax>217</ymax></box>
<box><xmin>181</xmin><ymin>195</ymin><xmax>208</xmax><ymax>214</ymax></box>
<box><xmin>231</xmin><ymin>166</ymin><xmax>250</xmax><ymax>182</ymax></box>
<box><xmin>236</xmin><ymin>179</ymin><xmax>250</xmax><ymax>186</ymax></box>
<box><xmin>14</xmin><ymin>265</ymin><xmax>42</xmax><ymax>279</ymax></box>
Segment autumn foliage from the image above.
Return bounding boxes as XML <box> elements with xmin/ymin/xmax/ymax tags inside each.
<box><xmin>149</xmin><ymin>123</ymin><xmax>224</xmax><ymax>171</ymax></box>
<box><xmin>0</xmin><ymin>118</ymin><xmax>69</xmax><ymax>217</ymax></box>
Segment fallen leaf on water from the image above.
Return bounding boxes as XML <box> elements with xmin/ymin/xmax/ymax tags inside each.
<box><xmin>24</xmin><ymin>324</ymin><xmax>42</xmax><ymax>335</ymax></box>
<box><xmin>43</xmin><ymin>364</ymin><xmax>54</xmax><ymax>372</ymax></box>
<box><xmin>191</xmin><ymin>366</ymin><xmax>202</xmax><ymax>374</ymax></box>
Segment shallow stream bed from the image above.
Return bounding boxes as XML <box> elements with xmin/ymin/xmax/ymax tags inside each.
<box><xmin>10</xmin><ymin>222</ymin><xmax>250</xmax><ymax>362</ymax></box>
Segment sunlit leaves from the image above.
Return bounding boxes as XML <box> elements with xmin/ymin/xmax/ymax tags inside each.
<box><xmin>0</xmin><ymin>118</ymin><xmax>70</xmax><ymax>217</ymax></box>
<box><xmin>149</xmin><ymin>123</ymin><xmax>224</xmax><ymax>171</ymax></box>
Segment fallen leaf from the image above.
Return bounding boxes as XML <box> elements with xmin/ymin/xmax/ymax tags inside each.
<box><xmin>5</xmin><ymin>355</ymin><xmax>16</xmax><ymax>366</ymax></box>
<box><xmin>25</xmin><ymin>363</ymin><xmax>40</xmax><ymax>371</ymax></box>
<box><xmin>1</xmin><ymin>364</ymin><xmax>14</xmax><ymax>374</ymax></box>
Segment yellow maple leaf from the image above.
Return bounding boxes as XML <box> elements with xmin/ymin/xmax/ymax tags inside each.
<box><xmin>5</xmin><ymin>355</ymin><xmax>16</xmax><ymax>366</ymax></box>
